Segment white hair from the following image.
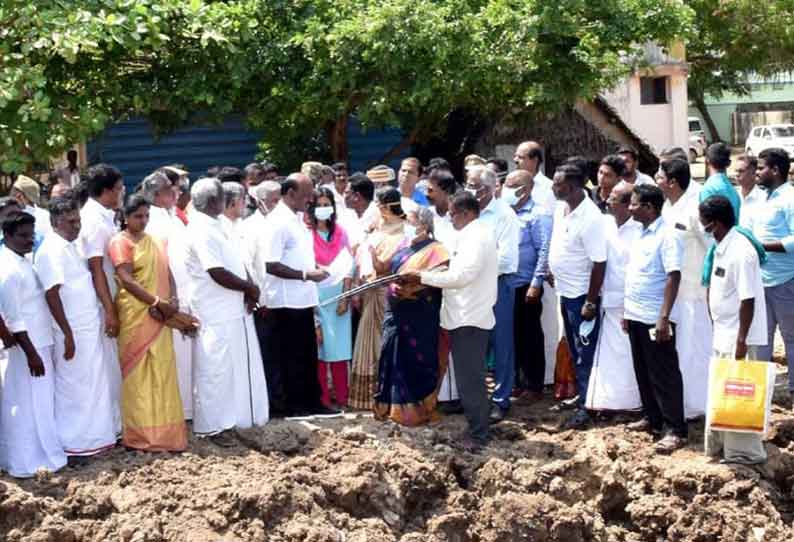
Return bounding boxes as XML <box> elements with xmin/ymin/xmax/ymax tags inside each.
<box><xmin>254</xmin><ymin>180</ymin><xmax>281</xmax><ymax>201</ymax></box>
<box><xmin>140</xmin><ymin>171</ymin><xmax>171</xmax><ymax>202</ymax></box>
<box><xmin>413</xmin><ymin>206</ymin><xmax>435</xmax><ymax>235</ymax></box>
<box><xmin>191</xmin><ymin>177</ymin><xmax>223</xmax><ymax>213</ymax></box>
<box><xmin>468</xmin><ymin>165</ymin><xmax>497</xmax><ymax>189</ymax></box>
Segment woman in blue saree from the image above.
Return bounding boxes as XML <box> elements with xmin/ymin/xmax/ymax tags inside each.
<box><xmin>374</xmin><ymin>207</ymin><xmax>449</xmax><ymax>426</ymax></box>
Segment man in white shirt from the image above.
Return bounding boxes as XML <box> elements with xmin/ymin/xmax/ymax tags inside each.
<box><xmin>80</xmin><ymin>164</ymin><xmax>125</xmax><ymax>436</ymax></box>
<box><xmin>513</xmin><ymin>141</ymin><xmax>562</xmax><ymax>383</ymax></box>
<box><xmin>548</xmin><ymin>164</ymin><xmax>608</xmax><ymax>429</ymax></box>
<box><xmin>700</xmin><ymin>195</ymin><xmax>768</xmax><ymax>463</ymax></box>
<box><xmin>185</xmin><ymin>178</ymin><xmax>269</xmax><ymax>446</ymax></box>
<box><xmin>734</xmin><ymin>154</ymin><xmax>765</xmax><ymax>229</ymax></box>
<box><xmin>220</xmin><ymin>181</ymin><xmax>248</xmax><ymax>255</ymax></box>
<box><xmin>585</xmin><ymin>182</ymin><xmax>642</xmax><ymax>411</ymax></box>
<box><xmin>617</xmin><ymin>146</ymin><xmax>655</xmax><ymax>186</ymax></box>
<box><xmin>402</xmin><ymin>191</ymin><xmax>498</xmax><ymax>451</ymax></box>
<box><xmin>35</xmin><ymin>197</ymin><xmax>116</xmax><ymax>461</ymax></box>
<box><xmin>0</xmin><ymin>212</ymin><xmax>67</xmax><ymax>477</ymax></box>
<box><xmin>143</xmin><ymin>170</ymin><xmax>194</xmax><ymax>420</ymax></box>
<box><xmin>464</xmin><ymin>165</ymin><xmax>520</xmax><ymax>422</ymax></box>
<box><xmin>342</xmin><ymin>173</ymin><xmax>379</xmax><ymax>249</ymax></box>
<box><xmin>658</xmin><ymin>158</ymin><xmax>712</xmax><ymax>419</ymax></box>
<box><xmin>11</xmin><ymin>175</ymin><xmax>52</xmax><ymax>238</ymax></box>
<box><xmin>264</xmin><ymin>173</ymin><xmax>334</xmax><ymax>417</ymax></box>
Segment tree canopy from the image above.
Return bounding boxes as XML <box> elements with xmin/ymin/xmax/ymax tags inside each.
<box><xmin>1</xmin><ymin>0</ymin><xmax>693</xmax><ymax>174</ymax></box>
<box><xmin>685</xmin><ymin>0</ymin><xmax>794</xmax><ymax>142</ymax></box>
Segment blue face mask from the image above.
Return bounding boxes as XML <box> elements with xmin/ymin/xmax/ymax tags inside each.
<box><xmin>501</xmin><ymin>185</ymin><xmax>522</xmax><ymax>206</ymax></box>
<box><xmin>579</xmin><ymin>319</ymin><xmax>596</xmax><ymax>346</ymax></box>
<box><xmin>700</xmin><ymin>221</ymin><xmax>715</xmax><ymax>245</ymax></box>
<box><xmin>314</xmin><ymin>206</ymin><xmax>334</xmax><ymax>221</ymax></box>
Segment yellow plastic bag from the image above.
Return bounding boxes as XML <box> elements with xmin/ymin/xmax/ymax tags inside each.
<box><xmin>706</xmin><ymin>357</ymin><xmax>775</xmax><ymax>434</ymax></box>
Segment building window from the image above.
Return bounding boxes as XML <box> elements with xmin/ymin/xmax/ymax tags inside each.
<box><xmin>640</xmin><ymin>76</ymin><xmax>669</xmax><ymax>105</ymax></box>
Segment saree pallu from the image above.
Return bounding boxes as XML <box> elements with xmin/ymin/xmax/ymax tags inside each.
<box><xmin>109</xmin><ymin>234</ymin><xmax>187</xmax><ymax>451</ymax></box>
<box><xmin>374</xmin><ymin>239</ymin><xmax>449</xmax><ymax>425</ymax></box>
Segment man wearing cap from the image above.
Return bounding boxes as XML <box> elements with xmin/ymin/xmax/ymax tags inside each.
<box><xmin>464</xmin><ymin>165</ymin><xmax>520</xmax><ymax>423</ymax></box>
<box><xmin>11</xmin><ymin>175</ymin><xmax>52</xmax><ymax>238</ymax></box>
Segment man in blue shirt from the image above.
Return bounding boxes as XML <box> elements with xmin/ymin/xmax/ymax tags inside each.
<box><xmin>700</xmin><ymin>142</ymin><xmax>741</xmax><ymax>221</ymax></box>
<box><xmin>398</xmin><ymin>157</ymin><xmax>429</xmax><ymax>207</ymax></box>
<box><xmin>503</xmin><ymin>170</ymin><xmax>552</xmax><ymax>401</ymax></box>
<box><xmin>624</xmin><ymin>183</ymin><xmax>687</xmax><ymax>454</ymax></box>
<box><xmin>745</xmin><ymin>148</ymin><xmax>794</xmax><ymax>394</ymax></box>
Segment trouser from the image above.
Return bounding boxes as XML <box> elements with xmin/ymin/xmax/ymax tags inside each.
<box><xmin>262</xmin><ymin>308</ymin><xmax>323</xmax><ymax>413</ymax></box>
<box><xmin>705</xmin><ymin>346</ymin><xmax>767</xmax><ymax>463</ymax></box>
<box><xmin>560</xmin><ymin>294</ymin><xmax>601</xmax><ymax>407</ymax></box>
<box><xmin>318</xmin><ymin>361</ymin><xmax>349</xmax><ymax>407</ymax></box>
<box><xmin>626</xmin><ymin>320</ymin><xmax>687</xmax><ymax>437</ymax></box>
<box><xmin>254</xmin><ymin>310</ymin><xmax>286</xmax><ymax>415</ymax></box>
<box><xmin>489</xmin><ymin>275</ymin><xmax>516</xmax><ymax>409</ymax></box>
<box><xmin>449</xmin><ymin>326</ymin><xmax>490</xmax><ymax>443</ymax></box>
<box><xmin>513</xmin><ymin>284</ymin><xmax>546</xmax><ymax>392</ymax></box>
<box><xmin>757</xmin><ymin>278</ymin><xmax>794</xmax><ymax>391</ymax></box>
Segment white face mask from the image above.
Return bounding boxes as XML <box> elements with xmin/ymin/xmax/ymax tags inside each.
<box><xmin>314</xmin><ymin>206</ymin><xmax>334</xmax><ymax>221</ymax></box>
<box><xmin>404</xmin><ymin>224</ymin><xmax>417</xmax><ymax>242</ymax></box>
<box><xmin>465</xmin><ymin>188</ymin><xmax>478</xmax><ymax>198</ymax></box>
<box><xmin>501</xmin><ymin>185</ymin><xmax>523</xmax><ymax>206</ymax></box>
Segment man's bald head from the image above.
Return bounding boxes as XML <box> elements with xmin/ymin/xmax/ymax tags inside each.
<box><xmin>514</xmin><ymin>141</ymin><xmax>544</xmax><ymax>175</ymax></box>
<box><xmin>282</xmin><ymin>172</ymin><xmax>315</xmax><ymax>212</ymax></box>
<box><xmin>607</xmin><ymin>180</ymin><xmax>634</xmax><ymax>224</ymax></box>
<box><xmin>504</xmin><ymin>169</ymin><xmax>534</xmax><ymax>189</ymax></box>
<box><xmin>611</xmin><ymin>180</ymin><xmax>633</xmax><ymax>203</ymax></box>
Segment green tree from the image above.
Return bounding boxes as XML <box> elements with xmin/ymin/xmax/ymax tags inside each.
<box><xmin>686</xmin><ymin>0</ymin><xmax>794</xmax><ymax>142</ymax></box>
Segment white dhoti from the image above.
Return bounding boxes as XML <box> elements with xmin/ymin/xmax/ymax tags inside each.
<box><xmin>53</xmin><ymin>326</ymin><xmax>117</xmax><ymax>456</ymax></box>
<box><xmin>172</xmin><ymin>329</ymin><xmax>193</xmax><ymax>420</ymax></box>
<box><xmin>100</xmin><ymin>307</ymin><xmax>123</xmax><ymax>437</ymax></box>
<box><xmin>675</xmin><ymin>298</ymin><xmax>712</xmax><ymax>419</ymax></box>
<box><xmin>585</xmin><ymin>308</ymin><xmax>641</xmax><ymax>411</ymax></box>
<box><xmin>0</xmin><ymin>345</ymin><xmax>67</xmax><ymax>478</ymax></box>
<box><xmin>438</xmin><ymin>352</ymin><xmax>460</xmax><ymax>401</ymax></box>
<box><xmin>192</xmin><ymin>315</ymin><xmax>269</xmax><ymax>435</ymax></box>
<box><xmin>541</xmin><ymin>285</ymin><xmax>562</xmax><ymax>385</ymax></box>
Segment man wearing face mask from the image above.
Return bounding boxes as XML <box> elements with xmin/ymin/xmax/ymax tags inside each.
<box><xmin>464</xmin><ymin>165</ymin><xmax>520</xmax><ymax>423</ymax></box>
<box><xmin>658</xmin><ymin>158</ymin><xmax>712</xmax><ymax>420</ymax></box>
<box><xmin>503</xmin><ymin>170</ymin><xmax>552</xmax><ymax>402</ymax></box>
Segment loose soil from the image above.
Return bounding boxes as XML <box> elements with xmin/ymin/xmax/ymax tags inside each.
<box><xmin>2</xmin><ymin>368</ymin><xmax>793</xmax><ymax>542</ymax></box>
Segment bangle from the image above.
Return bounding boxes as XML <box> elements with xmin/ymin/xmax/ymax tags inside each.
<box><xmin>150</xmin><ymin>295</ymin><xmax>160</xmax><ymax>307</ymax></box>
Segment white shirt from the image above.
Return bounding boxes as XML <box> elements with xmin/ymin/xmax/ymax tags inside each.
<box><xmin>219</xmin><ymin>215</ymin><xmax>249</xmax><ymax>269</ymax></box>
<box><xmin>263</xmin><ymin>201</ymin><xmax>318</xmax><ymax>309</ymax></box>
<box><xmin>0</xmin><ymin>246</ymin><xmax>53</xmax><ymax>348</ymax></box>
<box><xmin>548</xmin><ymin>197</ymin><xmax>608</xmax><ymax>298</ymax></box>
<box><xmin>34</xmin><ymin>233</ymin><xmax>100</xmax><ymax>331</ymax></box>
<box><xmin>146</xmin><ymin>205</ymin><xmax>192</xmax><ymax>304</ymax></box>
<box><xmin>531</xmin><ymin>171</ymin><xmax>558</xmax><ymax>216</ymax></box>
<box><xmin>79</xmin><ymin>197</ymin><xmax>119</xmax><ymax>298</ymax></box>
<box><xmin>709</xmin><ymin>227</ymin><xmax>768</xmax><ymax>352</ymax></box>
<box><xmin>421</xmin><ymin>219</ymin><xmax>498</xmax><ymax>330</ymax></box>
<box><xmin>243</xmin><ymin>210</ymin><xmax>272</xmax><ymax>306</ymax></box>
<box><xmin>737</xmin><ymin>185</ymin><xmax>766</xmax><ymax>229</ymax></box>
<box><xmin>601</xmin><ymin>217</ymin><xmax>642</xmax><ymax>309</ymax></box>
<box><xmin>340</xmin><ymin>202</ymin><xmax>379</xmax><ymax>249</ymax></box>
<box><xmin>635</xmin><ymin>171</ymin><xmax>656</xmax><ymax>186</ymax></box>
<box><xmin>24</xmin><ymin>205</ymin><xmax>52</xmax><ymax>237</ymax></box>
<box><xmin>431</xmin><ymin>205</ymin><xmax>458</xmax><ymax>249</ymax></box>
<box><xmin>662</xmin><ymin>183</ymin><xmax>708</xmax><ymax>301</ymax></box>
<box><xmin>478</xmin><ymin>196</ymin><xmax>520</xmax><ymax>275</ymax></box>
<box><xmin>185</xmin><ymin>211</ymin><xmax>246</xmax><ymax>324</ymax></box>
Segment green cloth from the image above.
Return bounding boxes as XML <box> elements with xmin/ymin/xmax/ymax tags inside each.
<box><xmin>701</xmin><ymin>227</ymin><xmax>768</xmax><ymax>287</ymax></box>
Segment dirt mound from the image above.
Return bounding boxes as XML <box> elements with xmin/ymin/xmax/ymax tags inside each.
<box><xmin>3</xmin><ymin>366</ymin><xmax>794</xmax><ymax>542</ymax></box>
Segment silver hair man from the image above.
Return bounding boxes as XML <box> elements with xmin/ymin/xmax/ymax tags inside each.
<box><xmin>222</xmin><ymin>181</ymin><xmax>246</xmax><ymax>208</ymax></box>
<box><xmin>140</xmin><ymin>171</ymin><xmax>172</xmax><ymax>202</ymax></box>
<box><xmin>191</xmin><ymin>177</ymin><xmax>224</xmax><ymax>215</ymax></box>
<box><xmin>467</xmin><ymin>164</ymin><xmax>498</xmax><ymax>189</ymax></box>
<box><xmin>253</xmin><ymin>180</ymin><xmax>281</xmax><ymax>201</ymax></box>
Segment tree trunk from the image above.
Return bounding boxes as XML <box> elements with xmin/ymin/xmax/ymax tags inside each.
<box><xmin>326</xmin><ymin>116</ymin><xmax>349</xmax><ymax>162</ymax></box>
<box><xmin>693</xmin><ymin>94</ymin><xmax>722</xmax><ymax>143</ymax></box>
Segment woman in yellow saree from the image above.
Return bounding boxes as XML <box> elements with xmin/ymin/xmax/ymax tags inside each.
<box><xmin>108</xmin><ymin>194</ymin><xmax>187</xmax><ymax>452</ymax></box>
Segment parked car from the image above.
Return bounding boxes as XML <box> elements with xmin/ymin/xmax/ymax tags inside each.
<box><xmin>745</xmin><ymin>124</ymin><xmax>794</xmax><ymax>157</ymax></box>
<box><xmin>688</xmin><ymin>116</ymin><xmax>707</xmax><ymax>162</ymax></box>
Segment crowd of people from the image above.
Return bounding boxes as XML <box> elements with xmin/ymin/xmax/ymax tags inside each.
<box><xmin>0</xmin><ymin>139</ymin><xmax>792</xmax><ymax>478</ymax></box>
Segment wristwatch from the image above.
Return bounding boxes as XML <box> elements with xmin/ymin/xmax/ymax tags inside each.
<box><xmin>584</xmin><ymin>301</ymin><xmax>597</xmax><ymax>311</ymax></box>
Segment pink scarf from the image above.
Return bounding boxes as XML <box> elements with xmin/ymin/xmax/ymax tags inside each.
<box><xmin>313</xmin><ymin>225</ymin><xmax>349</xmax><ymax>266</ymax></box>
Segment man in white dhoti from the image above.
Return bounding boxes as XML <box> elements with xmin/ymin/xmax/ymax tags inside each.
<box><xmin>700</xmin><ymin>196</ymin><xmax>769</xmax><ymax>464</ymax></box>
<box><xmin>658</xmin><ymin>158</ymin><xmax>712</xmax><ymax>419</ymax></box>
<box><xmin>585</xmin><ymin>182</ymin><xmax>642</xmax><ymax>411</ymax></box>
<box><xmin>80</xmin><ymin>164</ymin><xmax>126</xmax><ymax>436</ymax></box>
<box><xmin>143</xmin><ymin>171</ymin><xmax>195</xmax><ymax>420</ymax></box>
<box><xmin>0</xmin><ymin>212</ymin><xmax>67</xmax><ymax>477</ymax></box>
<box><xmin>34</xmin><ymin>197</ymin><xmax>117</xmax><ymax>461</ymax></box>
<box><xmin>185</xmin><ymin>178</ymin><xmax>269</xmax><ymax>447</ymax></box>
